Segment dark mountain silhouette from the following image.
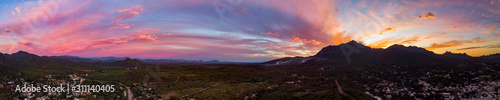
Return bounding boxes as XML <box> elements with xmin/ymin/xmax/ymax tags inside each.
<box><xmin>112</xmin><ymin>58</ymin><xmax>149</xmax><ymax>68</ymax></box>
<box><xmin>138</xmin><ymin>58</ymin><xmax>224</xmax><ymax>63</ymax></box>
<box><xmin>50</xmin><ymin>56</ymin><xmax>129</xmax><ymax>62</ymax></box>
<box><xmin>0</xmin><ymin>51</ymin><xmax>153</xmax><ymax>76</ymax></box>
<box><xmin>386</xmin><ymin>44</ymin><xmax>436</xmax><ymax>56</ymax></box>
<box><xmin>89</xmin><ymin>57</ymin><xmax>129</xmax><ymax>62</ymax></box>
<box><xmin>51</xmin><ymin>55</ymin><xmax>224</xmax><ymax>64</ymax></box>
<box><xmin>314</xmin><ymin>40</ymin><xmax>370</xmax><ymax>59</ymax></box>
<box><xmin>10</xmin><ymin>51</ymin><xmax>40</xmax><ymax>62</ymax></box>
<box><xmin>482</xmin><ymin>53</ymin><xmax>500</xmax><ymax>62</ymax></box>
<box><xmin>0</xmin><ymin>53</ymin><xmax>15</xmax><ymax>77</ymax></box>
<box><xmin>0</xmin><ymin>51</ymin><xmax>82</xmax><ymax>76</ymax></box>
<box><xmin>265</xmin><ymin>40</ymin><xmax>488</xmax><ymax>65</ymax></box>
<box><xmin>263</xmin><ymin>56</ymin><xmax>313</xmax><ymax>65</ymax></box>
<box><xmin>49</xmin><ymin>55</ymin><xmax>96</xmax><ymax>62</ymax></box>
<box><xmin>442</xmin><ymin>51</ymin><xmax>471</xmax><ymax>58</ymax></box>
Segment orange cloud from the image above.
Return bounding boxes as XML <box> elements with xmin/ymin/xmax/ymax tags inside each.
<box><xmin>17</xmin><ymin>41</ymin><xmax>33</xmax><ymax>46</ymax></box>
<box><xmin>368</xmin><ymin>35</ymin><xmax>421</xmax><ymax>48</ymax></box>
<box><xmin>426</xmin><ymin>35</ymin><xmax>500</xmax><ymax>50</ymax></box>
<box><xmin>418</xmin><ymin>12</ymin><xmax>435</xmax><ymax>20</ymax></box>
<box><xmin>289</xmin><ymin>36</ymin><xmax>321</xmax><ymax>45</ymax></box>
<box><xmin>260</xmin><ymin>31</ymin><xmax>280</xmax><ymax>37</ymax></box>
<box><xmin>400</xmin><ymin>36</ymin><xmax>420</xmax><ymax>44</ymax></box>
<box><xmin>385</xmin><ymin>28</ymin><xmax>396</xmax><ymax>31</ymax></box>
<box><xmin>15</xmin><ymin>7</ymin><xmax>20</xmax><ymax>14</ymax></box>
<box><xmin>380</xmin><ymin>27</ymin><xmax>397</xmax><ymax>35</ymax></box>
<box><xmin>437</xmin><ymin>32</ymin><xmax>447</xmax><ymax>35</ymax></box>
<box><xmin>427</xmin><ymin>41</ymin><xmax>469</xmax><ymax>50</ymax></box>
<box><xmin>329</xmin><ymin>32</ymin><xmax>352</xmax><ymax>45</ymax></box>
<box><xmin>457</xmin><ymin>44</ymin><xmax>500</xmax><ymax>50</ymax></box>
<box><xmin>4</xmin><ymin>28</ymin><xmax>10</xmax><ymax>33</ymax></box>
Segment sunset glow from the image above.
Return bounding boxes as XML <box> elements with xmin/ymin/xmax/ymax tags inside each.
<box><xmin>0</xmin><ymin>0</ymin><xmax>499</xmax><ymax>62</ymax></box>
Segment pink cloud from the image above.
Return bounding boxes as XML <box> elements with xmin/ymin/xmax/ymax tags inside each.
<box><xmin>0</xmin><ymin>0</ymin><xmax>498</xmax><ymax>61</ymax></box>
<box><xmin>128</xmin><ymin>35</ymin><xmax>158</xmax><ymax>41</ymax></box>
<box><xmin>245</xmin><ymin>28</ymin><xmax>254</xmax><ymax>31</ymax></box>
<box><xmin>0</xmin><ymin>0</ymin><xmax>340</xmax><ymax>60</ymax></box>
<box><xmin>163</xmin><ymin>33</ymin><xmax>172</xmax><ymax>36</ymax></box>
<box><xmin>0</xmin><ymin>0</ymin><xmax>130</xmax><ymax>55</ymax></box>
<box><xmin>259</xmin><ymin>0</ymin><xmax>348</xmax><ymax>47</ymax></box>
<box><xmin>111</xmin><ymin>5</ymin><xmax>143</xmax><ymax>24</ymax></box>
<box><xmin>17</xmin><ymin>41</ymin><xmax>33</xmax><ymax>46</ymax></box>
<box><xmin>260</xmin><ymin>31</ymin><xmax>279</xmax><ymax>37</ymax></box>
<box><xmin>52</xmin><ymin>46</ymin><xmax>88</xmax><ymax>54</ymax></box>
<box><xmin>131</xmin><ymin>29</ymin><xmax>155</xmax><ymax>35</ymax></box>
<box><xmin>3</xmin><ymin>28</ymin><xmax>10</xmax><ymax>33</ymax></box>
<box><xmin>112</xmin><ymin>23</ymin><xmax>132</xmax><ymax>29</ymax></box>
<box><xmin>89</xmin><ymin>38</ymin><xmax>127</xmax><ymax>45</ymax></box>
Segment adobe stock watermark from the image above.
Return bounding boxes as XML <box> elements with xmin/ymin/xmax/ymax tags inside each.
<box><xmin>363</xmin><ymin>0</ymin><xmax>401</xmax><ymax>35</ymax></box>
<box><xmin>343</xmin><ymin>0</ymin><xmax>401</xmax><ymax>64</ymax></box>
<box><xmin>142</xmin><ymin>64</ymin><xmax>168</xmax><ymax>84</ymax></box>
<box><xmin>339</xmin><ymin>42</ymin><xmax>366</xmax><ymax>64</ymax></box>
<box><xmin>213</xmin><ymin>0</ymin><xmax>243</xmax><ymax>21</ymax></box>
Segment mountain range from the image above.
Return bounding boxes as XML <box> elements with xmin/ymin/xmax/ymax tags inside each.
<box><xmin>265</xmin><ymin>40</ymin><xmax>500</xmax><ymax>65</ymax></box>
<box><xmin>0</xmin><ymin>51</ymin><xmax>152</xmax><ymax>77</ymax></box>
<box><xmin>1</xmin><ymin>40</ymin><xmax>499</xmax><ymax>72</ymax></box>
<box><xmin>1</xmin><ymin>40</ymin><xmax>500</xmax><ymax>99</ymax></box>
<box><xmin>49</xmin><ymin>55</ymin><xmax>222</xmax><ymax>63</ymax></box>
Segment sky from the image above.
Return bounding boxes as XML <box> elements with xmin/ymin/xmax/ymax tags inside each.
<box><xmin>0</xmin><ymin>0</ymin><xmax>499</xmax><ymax>62</ymax></box>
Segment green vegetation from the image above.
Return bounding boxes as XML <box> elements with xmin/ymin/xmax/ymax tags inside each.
<box><xmin>86</xmin><ymin>70</ymin><xmax>150</xmax><ymax>84</ymax></box>
<box><xmin>0</xmin><ymin>51</ymin><xmax>374</xmax><ymax>99</ymax></box>
<box><xmin>81</xmin><ymin>63</ymin><xmax>374</xmax><ymax>99</ymax></box>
